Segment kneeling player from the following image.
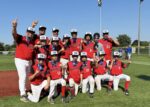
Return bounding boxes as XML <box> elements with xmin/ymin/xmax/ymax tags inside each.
<box><xmin>80</xmin><ymin>52</ymin><xmax>95</xmax><ymax>98</ymax></box>
<box><xmin>47</xmin><ymin>51</ymin><xmax>67</xmax><ymax>104</ymax></box>
<box><xmin>67</xmin><ymin>51</ymin><xmax>82</xmax><ymax>96</ymax></box>
<box><xmin>94</xmin><ymin>51</ymin><xmax>113</xmax><ymax>92</ymax></box>
<box><xmin>28</xmin><ymin>53</ymin><xmax>50</xmax><ymax>103</ymax></box>
<box><xmin>109</xmin><ymin>51</ymin><xmax>131</xmax><ymax>95</ymax></box>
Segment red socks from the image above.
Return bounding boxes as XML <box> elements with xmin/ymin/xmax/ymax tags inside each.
<box><xmin>108</xmin><ymin>81</ymin><xmax>113</xmax><ymax>89</ymax></box>
<box><xmin>61</xmin><ymin>86</ymin><xmax>66</xmax><ymax>97</ymax></box>
<box><xmin>125</xmin><ymin>81</ymin><xmax>130</xmax><ymax>90</ymax></box>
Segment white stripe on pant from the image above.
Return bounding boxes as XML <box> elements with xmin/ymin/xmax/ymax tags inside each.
<box><xmin>15</xmin><ymin>58</ymin><xmax>32</xmax><ymax>96</ymax></box>
<box><xmin>28</xmin><ymin>80</ymin><xmax>47</xmax><ymax>103</ymax></box>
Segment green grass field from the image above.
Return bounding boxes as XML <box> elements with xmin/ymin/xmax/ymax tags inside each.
<box><xmin>0</xmin><ymin>54</ymin><xmax>150</xmax><ymax>107</ymax></box>
<box><xmin>0</xmin><ymin>54</ymin><xmax>16</xmax><ymax>71</ymax></box>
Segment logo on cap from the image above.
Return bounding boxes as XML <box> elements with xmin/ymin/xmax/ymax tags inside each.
<box><xmin>72</xmin><ymin>51</ymin><xmax>79</xmax><ymax>56</ymax></box>
<box><xmin>51</xmin><ymin>51</ymin><xmax>58</xmax><ymax>55</ymax></box>
<box><xmin>37</xmin><ymin>53</ymin><xmax>46</xmax><ymax>59</ymax></box>
<box><xmin>40</xmin><ymin>35</ymin><xmax>47</xmax><ymax>40</ymax></box>
<box><xmin>81</xmin><ymin>52</ymin><xmax>87</xmax><ymax>56</ymax></box>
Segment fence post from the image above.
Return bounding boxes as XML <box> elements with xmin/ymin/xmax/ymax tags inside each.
<box><xmin>149</xmin><ymin>42</ymin><xmax>150</xmax><ymax>56</ymax></box>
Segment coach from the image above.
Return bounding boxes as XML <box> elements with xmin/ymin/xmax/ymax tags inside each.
<box><xmin>12</xmin><ymin>19</ymin><xmax>35</xmax><ymax>102</ymax></box>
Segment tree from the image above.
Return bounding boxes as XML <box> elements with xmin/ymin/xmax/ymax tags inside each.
<box><xmin>4</xmin><ymin>44</ymin><xmax>11</xmax><ymax>51</ymax></box>
<box><xmin>0</xmin><ymin>42</ymin><xmax>4</xmax><ymax>51</ymax></box>
<box><xmin>117</xmin><ymin>34</ymin><xmax>131</xmax><ymax>47</ymax></box>
<box><xmin>132</xmin><ymin>40</ymin><xmax>149</xmax><ymax>46</ymax></box>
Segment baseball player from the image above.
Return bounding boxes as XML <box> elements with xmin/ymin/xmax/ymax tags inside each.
<box><xmin>12</xmin><ymin>19</ymin><xmax>36</xmax><ymax>102</ymax></box>
<box><xmin>109</xmin><ymin>51</ymin><xmax>131</xmax><ymax>95</ymax></box>
<box><xmin>50</xmin><ymin>28</ymin><xmax>62</xmax><ymax>45</ymax></box>
<box><xmin>82</xmin><ymin>32</ymin><xmax>96</xmax><ymax>61</ymax></box>
<box><xmin>94</xmin><ymin>51</ymin><xmax>113</xmax><ymax>92</ymax></box>
<box><xmin>98</xmin><ymin>30</ymin><xmax>119</xmax><ymax>65</ymax></box>
<box><xmin>27</xmin><ymin>53</ymin><xmax>50</xmax><ymax>103</ymax></box>
<box><xmin>80</xmin><ymin>52</ymin><xmax>95</xmax><ymax>98</ymax></box>
<box><xmin>67</xmin><ymin>51</ymin><xmax>82</xmax><ymax>96</ymax></box>
<box><xmin>34</xmin><ymin>35</ymin><xmax>50</xmax><ymax>60</ymax></box>
<box><xmin>93</xmin><ymin>33</ymin><xmax>105</xmax><ymax>56</ymax></box>
<box><xmin>49</xmin><ymin>37</ymin><xmax>64</xmax><ymax>56</ymax></box>
<box><xmin>60</xmin><ymin>34</ymin><xmax>71</xmax><ymax>65</ymax></box>
<box><xmin>60</xmin><ymin>34</ymin><xmax>71</xmax><ymax>79</ymax></box>
<box><xmin>47</xmin><ymin>51</ymin><xmax>67</xmax><ymax>104</ymax></box>
<box><xmin>31</xmin><ymin>21</ymin><xmax>50</xmax><ymax>45</ymax></box>
<box><xmin>70</xmin><ymin>29</ymin><xmax>83</xmax><ymax>61</ymax></box>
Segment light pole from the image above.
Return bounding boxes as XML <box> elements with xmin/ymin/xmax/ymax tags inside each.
<box><xmin>98</xmin><ymin>0</ymin><xmax>102</xmax><ymax>35</ymax></box>
<box><xmin>137</xmin><ymin>0</ymin><xmax>143</xmax><ymax>55</ymax></box>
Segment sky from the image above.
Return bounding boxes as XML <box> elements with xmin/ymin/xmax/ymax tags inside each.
<box><xmin>0</xmin><ymin>0</ymin><xmax>149</xmax><ymax>44</ymax></box>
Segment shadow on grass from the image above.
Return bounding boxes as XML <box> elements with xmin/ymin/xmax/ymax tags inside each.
<box><xmin>137</xmin><ymin>75</ymin><xmax>150</xmax><ymax>81</ymax></box>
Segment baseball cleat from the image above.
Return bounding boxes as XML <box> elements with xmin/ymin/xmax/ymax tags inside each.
<box><xmin>107</xmin><ymin>88</ymin><xmax>112</xmax><ymax>95</ymax></box>
<box><xmin>62</xmin><ymin>97</ymin><xmax>69</xmax><ymax>103</ymax></box>
<box><xmin>125</xmin><ymin>90</ymin><xmax>129</xmax><ymax>96</ymax></box>
<box><xmin>89</xmin><ymin>93</ymin><xmax>94</xmax><ymax>98</ymax></box>
<box><xmin>47</xmin><ymin>98</ymin><xmax>55</xmax><ymax>104</ymax></box>
<box><xmin>20</xmin><ymin>95</ymin><xmax>29</xmax><ymax>103</ymax></box>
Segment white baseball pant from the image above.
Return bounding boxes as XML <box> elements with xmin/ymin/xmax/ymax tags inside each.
<box><xmin>60</xmin><ymin>58</ymin><xmax>69</xmax><ymax>79</ymax></box>
<box><xmin>82</xmin><ymin>76</ymin><xmax>95</xmax><ymax>93</ymax></box>
<box><xmin>15</xmin><ymin>58</ymin><xmax>32</xmax><ymax>96</ymax></box>
<box><xmin>69</xmin><ymin>78</ymin><xmax>79</xmax><ymax>96</ymax></box>
<box><xmin>48</xmin><ymin>78</ymin><xmax>66</xmax><ymax>99</ymax></box>
<box><xmin>95</xmin><ymin>74</ymin><xmax>113</xmax><ymax>90</ymax></box>
<box><xmin>28</xmin><ymin>80</ymin><xmax>47</xmax><ymax>103</ymax></box>
<box><xmin>113</xmin><ymin>74</ymin><xmax>131</xmax><ymax>91</ymax></box>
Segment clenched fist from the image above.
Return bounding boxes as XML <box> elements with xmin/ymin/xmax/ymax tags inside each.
<box><xmin>12</xmin><ymin>19</ymin><xmax>17</xmax><ymax>28</ymax></box>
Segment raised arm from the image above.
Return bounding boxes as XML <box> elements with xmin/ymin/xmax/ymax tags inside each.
<box><xmin>12</xmin><ymin>19</ymin><xmax>18</xmax><ymax>41</ymax></box>
<box><xmin>112</xmin><ymin>38</ymin><xmax>120</xmax><ymax>46</ymax></box>
<box><xmin>31</xmin><ymin>20</ymin><xmax>38</xmax><ymax>28</ymax></box>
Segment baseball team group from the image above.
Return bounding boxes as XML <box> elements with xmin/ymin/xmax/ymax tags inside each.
<box><xmin>11</xmin><ymin>20</ymin><xmax>131</xmax><ymax>104</ymax></box>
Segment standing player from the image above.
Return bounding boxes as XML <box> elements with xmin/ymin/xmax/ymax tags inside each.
<box><xmin>109</xmin><ymin>51</ymin><xmax>131</xmax><ymax>95</ymax></box>
<box><xmin>47</xmin><ymin>51</ymin><xmax>67</xmax><ymax>104</ymax></box>
<box><xmin>28</xmin><ymin>53</ymin><xmax>50</xmax><ymax>103</ymax></box>
<box><xmin>49</xmin><ymin>37</ymin><xmax>64</xmax><ymax>61</ymax></box>
<box><xmin>80</xmin><ymin>52</ymin><xmax>95</xmax><ymax>98</ymax></box>
<box><xmin>70</xmin><ymin>29</ymin><xmax>83</xmax><ymax>60</ymax></box>
<box><xmin>60</xmin><ymin>34</ymin><xmax>71</xmax><ymax>78</ymax></box>
<box><xmin>93</xmin><ymin>33</ymin><xmax>104</xmax><ymax>56</ymax></box>
<box><xmin>99</xmin><ymin>30</ymin><xmax>119</xmax><ymax>64</ymax></box>
<box><xmin>67</xmin><ymin>51</ymin><xmax>82</xmax><ymax>96</ymax></box>
<box><xmin>82</xmin><ymin>32</ymin><xmax>96</xmax><ymax>61</ymax></box>
<box><xmin>12</xmin><ymin>19</ymin><xmax>36</xmax><ymax>102</ymax></box>
<box><xmin>34</xmin><ymin>35</ymin><xmax>50</xmax><ymax>61</ymax></box>
<box><xmin>94</xmin><ymin>51</ymin><xmax>113</xmax><ymax>92</ymax></box>
<box><xmin>60</xmin><ymin>34</ymin><xmax>71</xmax><ymax>66</ymax></box>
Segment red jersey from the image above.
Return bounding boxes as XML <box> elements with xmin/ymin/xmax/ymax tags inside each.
<box><xmin>15</xmin><ymin>34</ymin><xmax>35</xmax><ymax>60</ymax></box>
<box><xmin>82</xmin><ymin>41</ymin><xmax>96</xmax><ymax>58</ymax></box>
<box><xmin>61</xmin><ymin>45</ymin><xmax>71</xmax><ymax>59</ymax></box>
<box><xmin>94</xmin><ymin>60</ymin><xmax>107</xmax><ymax>75</ymax></box>
<box><xmin>67</xmin><ymin>61</ymin><xmax>82</xmax><ymax>84</ymax></box>
<box><xmin>70</xmin><ymin>38</ymin><xmax>82</xmax><ymax>52</ymax></box>
<box><xmin>48</xmin><ymin>61</ymin><xmax>62</xmax><ymax>80</ymax></box>
<box><xmin>110</xmin><ymin>60</ymin><xmax>127</xmax><ymax>75</ymax></box>
<box><xmin>34</xmin><ymin>46</ymin><xmax>49</xmax><ymax>59</ymax></box>
<box><xmin>30</xmin><ymin>63</ymin><xmax>48</xmax><ymax>85</ymax></box>
<box><xmin>98</xmin><ymin>39</ymin><xmax>113</xmax><ymax>60</ymax></box>
<box><xmin>81</xmin><ymin>60</ymin><xmax>92</xmax><ymax>79</ymax></box>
